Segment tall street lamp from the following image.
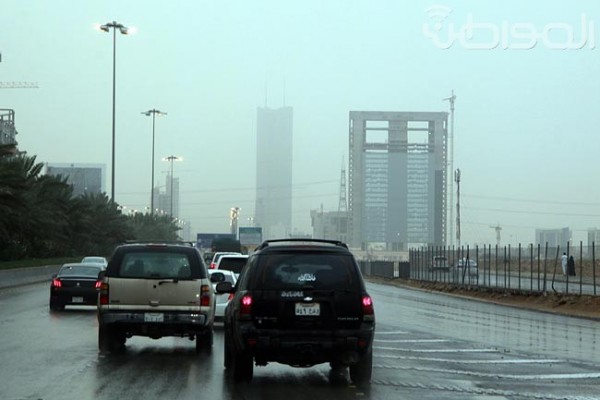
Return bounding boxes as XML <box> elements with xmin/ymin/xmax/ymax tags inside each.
<box><xmin>163</xmin><ymin>155</ymin><xmax>182</xmax><ymax>217</ymax></box>
<box><xmin>142</xmin><ymin>109</ymin><xmax>167</xmax><ymax>214</ymax></box>
<box><xmin>99</xmin><ymin>21</ymin><xmax>129</xmax><ymax>202</ymax></box>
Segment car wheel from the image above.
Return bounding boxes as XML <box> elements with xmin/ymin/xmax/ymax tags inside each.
<box><xmin>196</xmin><ymin>328</ymin><xmax>214</xmax><ymax>354</ymax></box>
<box><xmin>99</xmin><ymin>325</ymin><xmax>125</xmax><ymax>353</ymax></box>
<box><xmin>49</xmin><ymin>300</ymin><xmax>64</xmax><ymax>311</ymax></box>
<box><xmin>349</xmin><ymin>349</ymin><xmax>372</xmax><ymax>384</ymax></box>
<box><xmin>232</xmin><ymin>348</ymin><xmax>253</xmax><ymax>382</ymax></box>
<box><xmin>224</xmin><ymin>331</ymin><xmax>233</xmax><ymax>369</ymax></box>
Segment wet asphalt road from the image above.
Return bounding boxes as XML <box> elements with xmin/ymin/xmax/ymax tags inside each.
<box><xmin>1</xmin><ymin>281</ymin><xmax>600</xmax><ymax>400</ymax></box>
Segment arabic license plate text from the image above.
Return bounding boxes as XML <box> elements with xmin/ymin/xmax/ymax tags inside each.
<box><xmin>144</xmin><ymin>313</ymin><xmax>164</xmax><ymax>322</ymax></box>
<box><xmin>295</xmin><ymin>303</ymin><xmax>320</xmax><ymax>316</ymax></box>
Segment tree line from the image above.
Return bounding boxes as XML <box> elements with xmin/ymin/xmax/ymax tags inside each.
<box><xmin>0</xmin><ymin>145</ymin><xmax>181</xmax><ymax>261</ymax></box>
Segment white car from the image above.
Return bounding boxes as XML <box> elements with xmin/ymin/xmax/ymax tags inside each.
<box><xmin>208</xmin><ymin>269</ymin><xmax>237</xmax><ymax>319</ymax></box>
<box><xmin>214</xmin><ymin>254</ymin><xmax>249</xmax><ymax>279</ymax></box>
<box><xmin>454</xmin><ymin>257</ymin><xmax>478</xmax><ymax>277</ymax></box>
<box><xmin>209</xmin><ymin>251</ymin><xmax>241</xmax><ymax>269</ymax></box>
<box><xmin>81</xmin><ymin>256</ymin><xmax>108</xmax><ymax>269</ymax></box>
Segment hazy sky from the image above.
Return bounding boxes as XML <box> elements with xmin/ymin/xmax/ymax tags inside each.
<box><xmin>2</xmin><ymin>0</ymin><xmax>599</xmax><ymax>246</ymax></box>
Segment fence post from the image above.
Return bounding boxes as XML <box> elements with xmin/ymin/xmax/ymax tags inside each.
<box><xmin>518</xmin><ymin>243</ymin><xmax>522</xmax><ymax>291</ymax></box>
<box><xmin>543</xmin><ymin>242</ymin><xmax>548</xmax><ymax>293</ymax></box>
<box><xmin>566</xmin><ymin>241</ymin><xmax>570</xmax><ymax>295</ymax></box>
<box><xmin>579</xmin><ymin>241</ymin><xmax>583</xmax><ymax>296</ymax></box>
<box><xmin>495</xmin><ymin>244</ymin><xmax>499</xmax><ymax>290</ymax></box>
<box><xmin>593</xmin><ymin>241</ymin><xmax>597</xmax><ymax>296</ymax></box>
<box><xmin>530</xmin><ymin>244</ymin><xmax>533</xmax><ymax>292</ymax></box>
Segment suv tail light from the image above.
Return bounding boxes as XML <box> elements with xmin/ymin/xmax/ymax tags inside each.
<box><xmin>99</xmin><ymin>282</ymin><xmax>109</xmax><ymax>305</ymax></box>
<box><xmin>240</xmin><ymin>295</ymin><xmax>252</xmax><ymax>319</ymax></box>
<box><xmin>209</xmin><ymin>262</ymin><xmax>217</xmax><ymax>269</ymax></box>
<box><xmin>362</xmin><ymin>295</ymin><xmax>374</xmax><ymax>322</ymax></box>
<box><xmin>51</xmin><ymin>278</ymin><xmax>62</xmax><ymax>288</ymax></box>
<box><xmin>200</xmin><ymin>284</ymin><xmax>211</xmax><ymax>307</ymax></box>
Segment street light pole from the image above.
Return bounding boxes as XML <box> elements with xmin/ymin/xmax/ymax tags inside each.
<box><xmin>163</xmin><ymin>155</ymin><xmax>182</xmax><ymax>217</ymax></box>
<box><xmin>99</xmin><ymin>21</ymin><xmax>129</xmax><ymax>203</ymax></box>
<box><xmin>142</xmin><ymin>109</ymin><xmax>167</xmax><ymax>214</ymax></box>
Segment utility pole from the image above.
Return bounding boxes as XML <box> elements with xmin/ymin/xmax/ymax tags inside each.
<box><xmin>443</xmin><ymin>91</ymin><xmax>456</xmax><ymax>246</ymax></box>
<box><xmin>455</xmin><ymin>168</ymin><xmax>461</xmax><ymax>249</ymax></box>
<box><xmin>490</xmin><ymin>224</ymin><xmax>502</xmax><ymax>247</ymax></box>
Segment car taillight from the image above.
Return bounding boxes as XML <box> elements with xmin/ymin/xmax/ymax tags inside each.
<box><xmin>200</xmin><ymin>284</ymin><xmax>211</xmax><ymax>307</ymax></box>
<box><xmin>240</xmin><ymin>295</ymin><xmax>252</xmax><ymax>318</ymax></box>
<box><xmin>209</xmin><ymin>263</ymin><xmax>217</xmax><ymax>269</ymax></box>
<box><xmin>362</xmin><ymin>295</ymin><xmax>374</xmax><ymax>322</ymax></box>
<box><xmin>51</xmin><ymin>278</ymin><xmax>62</xmax><ymax>288</ymax></box>
<box><xmin>99</xmin><ymin>282</ymin><xmax>109</xmax><ymax>305</ymax></box>
<box><xmin>227</xmin><ymin>293</ymin><xmax>234</xmax><ymax>301</ymax></box>
<box><xmin>95</xmin><ymin>280</ymin><xmax>102</xmax><ymax>289</ymax></box>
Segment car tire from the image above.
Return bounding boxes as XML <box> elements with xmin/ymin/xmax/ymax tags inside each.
<box><xmin>349</xmin><ymin>349</ymin><xmax>372</xmax><ymax>384</ymax></box>
<box><xmin>232</xmin><ymin>348</ymin><xmax>253</xmax><ymax>382</ymax></box>
<box><xmin>49</xmin><ymin>300</ymin><xmax>64</xmax><ymax>312</ymax></box>
<box><xmin>224</xmin><ymin>331</ymin><xmax>233</xmax><ymax>369</ymax></box>
<box><xmin>99</xmin><ymin>324</ymin><xmax>125</xmax><ymax>353</ymax></box>
<box><xmin>196</xmin><ymin>328</ymin><xmax>213</xmax><ymax>354</ymax></box>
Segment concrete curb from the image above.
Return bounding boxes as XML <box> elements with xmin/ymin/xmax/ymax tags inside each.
<box><xmin>0</xmin><ymin>265</ymin><xmax>61</xmax><ymax>290</ymax></box>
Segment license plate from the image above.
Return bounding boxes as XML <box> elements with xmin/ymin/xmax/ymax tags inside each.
<box><xmin>144</xmin><ymin>313</ymin><xmax>164</xmax><ymax>322</ymax></box>
<box><xmin>72</xmin><ymin>297</ymin><xmax>84</xmax><ymax>303</ymax></box>
<box><xmin>295</xmin><ymin>303</ymin><xmax>320</xmax><ymax>316</ymax></box>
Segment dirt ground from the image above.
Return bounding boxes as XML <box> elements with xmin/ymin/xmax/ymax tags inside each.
<box><xmin>368</xmin><ymin>277</ymin><xmax>600</xmax><ymax>321</ymax></box>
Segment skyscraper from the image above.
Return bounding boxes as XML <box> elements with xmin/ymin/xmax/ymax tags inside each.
<box><xmin>45</xmin><ymin>163</ymin><xmax>105</xmax><ymax>197</ymax></box>
<box><xmin>255</xmin><ymin>106</ymin><xmax>293</xmax><ymax>240</ymax></box>
<box><xmin>348</xmin><ymin>111</ymin><xmax>448</xmax><ymax>250</ymax></box>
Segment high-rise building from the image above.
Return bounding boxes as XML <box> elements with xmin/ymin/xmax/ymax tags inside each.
<box><xmin>157</xmin><ymin>175</ymin><xmax>179</xmax><ymax>218</ymax></box>
<box><xmin>45</xmin><ymin>163</ymin><xmax>105</xmax><ymax>197</ymax></box>
<box><xmin>255</xmin><ymin>106</ymin><xmax>293</xmax><ymax>240</ymax></box>
<box><xmin>535</xmin><ymin>228</ymin><xmax>572</xmax><ymax>247</ymax></box>
<box><xmin>348</xmin><ymin>111</ymin><xmax>448</xmax><ymax>250</ymax></box>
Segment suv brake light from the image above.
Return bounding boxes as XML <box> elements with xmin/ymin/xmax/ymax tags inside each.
<box><xmin>99</xmin><ymin>282</ymin><xmax>109</xmax><ymax>305</ymax></box>
<box><xmin>209</xmin><ymin>262</ymin><xmax>217</xmax><ymax>269</ymax></box>
<box><xmin>362</xmin><ymin>295</ymin><xmax>374</xmax><ymax>322</ymax></box>
<box><xmin>200</xmin><ymin>284</ymin><xmax>211</xmax><ymax>306</ymax></box>
<box><xmin>240</xmin><ymin>295</ymin><xmax>252</xmax><ymax>318</ymax></box>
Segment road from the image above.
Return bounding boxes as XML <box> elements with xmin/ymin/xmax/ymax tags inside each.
<box><xmin>1</xmin><ymin>281</ymin><xmax>599</xmax><ymax>400</ymax></box>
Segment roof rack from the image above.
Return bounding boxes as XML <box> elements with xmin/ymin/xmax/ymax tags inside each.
<box><xmin>122</xmin><ymin>240</ymin><xmax>195</xmax><ymax>247</ymax></box>
<box><xmin>254</xmin><ymin>238</ymin><xmax>348</xmax><ymax>251</ymax></box>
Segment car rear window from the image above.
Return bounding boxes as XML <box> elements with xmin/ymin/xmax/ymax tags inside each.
<box><xmin>218</xmin><ymin>257</ymin><xmax>248</xmax><ymax>274</ymax></box>
<box><xmin>59</xmin><ymin>265</ymin><xmax>101</xmax><ymax>277</ymax></box>
<box><xmin>255</xmin><ymin>253</ymin><xmax>356</xmax><ymax>290</ymax></box>
<box><xmin>117</xmin><ymin>252</ymin><xmax>193</xmax><ymax>279</ymax></box>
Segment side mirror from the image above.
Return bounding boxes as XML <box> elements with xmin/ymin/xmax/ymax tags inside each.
<box><xmin>215</xmin><ymin>281</ymin><xmax>233</xmax><ymax>294</ymax></box>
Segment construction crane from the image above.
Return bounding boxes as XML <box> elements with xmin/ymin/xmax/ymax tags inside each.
<box><xmin>490</xmin><ymin>224</ymin><xmax>502</xmax><ymax>247</ymax></box>
<box><xmin>0</xmin><ymin>82</ymin><xmax>39</xmax><ymax>89</ymax></box>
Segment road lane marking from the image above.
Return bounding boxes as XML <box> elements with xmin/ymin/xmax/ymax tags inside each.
<box><xmin>375</xmin><ymin>339</ymin><xmax>450</xmax><ymax>343</ymax></box>
<box><xmin>376</xmin><ymin>364</ymin><xmax>600</xmax><ymax>380</ymax></box>
<box><xmin>375</xmin><ymin>330</ymin><xmax>409</xmax><ymax>335</ymax></box>
<box><xmin>374</xmin><ymin>346</ymin><xmax>499</xmax><ymax>353</ymax></box>
<box><xmin>377</xmin><ymin>354</ymin><xmax>565</xmax><ymax>364</ymax></box>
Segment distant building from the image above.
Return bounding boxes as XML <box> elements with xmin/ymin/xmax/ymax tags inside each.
<box><xmin>255</xmin><ymin>106</ymin><xmax>293</xmax><ymax>240</ymax></box>
<box><xmin>348</xmin><ymin>111</ymin><xmax>448</xmax><ymax>250</ymax></box>
<box><xmin>588</xmin><ymin>228</ymin><xmax>600</xmax><ymax>247</ymax></box>
<box><xmin>156</xmin><ymin>175</ymin><xmax>179</xmax><ymax>218</ymax></box>
<box><xmin>45</xmin><ymin>163</ymin><xmax>105</xmax><ymax>197</ymax></box>
<box><xmin>310</xmin><ymin>209</ymin><xmax>348</xmax><ymax>243</ymax></box>
<box><xmin>535</xmin><ymin>228</ymin><xmax>572</xmax><ymax>247</ymax></box>
<box><xmin>0</xmin><ymin>109</ymin><xmax>17</xmax><ymax>147</ymax></box>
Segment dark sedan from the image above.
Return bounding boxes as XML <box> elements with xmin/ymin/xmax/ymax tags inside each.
<box><xmin>49</xmin><ymin>263</ymin><xmax>103</xmax><ymax>311</ymax></box>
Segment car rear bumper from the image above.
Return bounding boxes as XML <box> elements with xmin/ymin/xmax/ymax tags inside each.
<box><xmin>235</xmin><ymin>324</ymin><xmax>375</xmax><ymax>367</ymax></box>
<box><xmin>98</xmin><ymin>311</ymin><xmax>210</xmax><ymax>337</ymax></box>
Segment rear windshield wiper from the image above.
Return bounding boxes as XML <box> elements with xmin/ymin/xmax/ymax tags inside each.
<box><xmin>158</xmin><ymin>278</ymin><xmax>179</xmax><ymax>285</ymax></box>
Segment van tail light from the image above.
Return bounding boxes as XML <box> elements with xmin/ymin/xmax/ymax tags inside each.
<box><xmin>99</xmin><ymin>282</ymin><xmax>109</xmax><ymax>305</ymax></box>
<box><xmin>240</xmin><ymin>295</ymin><xmax>252</xmax><ymax>318</ymax></box>
<box><xmin>51</xmin><ymin>278</ymin><xmax>62</xmax><ymax>288</ymax></box>
<box><xmin>200</xmin><ymin>284</ymin><xmax>211</xmax><ymax>307</ymax></box>
<box><xmin>362</xmin><ymin>295</ymin><xmax>374</xmax><ymax>322</ymax></box>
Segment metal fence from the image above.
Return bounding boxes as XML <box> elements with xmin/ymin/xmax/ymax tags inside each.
<box><xmin>409</xmin><ymin>242</ymin><xmax>598</xmax><ymax>296</ymax></box>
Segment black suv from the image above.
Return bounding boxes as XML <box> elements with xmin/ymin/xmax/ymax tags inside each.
<box><xmin>97</xmin><ymin>242</ymin><xmax>215</xmax><ymax>353</ymax></box>
<box><xmin>217</xmin><ymin>239</ymin><xmax>375</xmax><ymax>383</ymax></box>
